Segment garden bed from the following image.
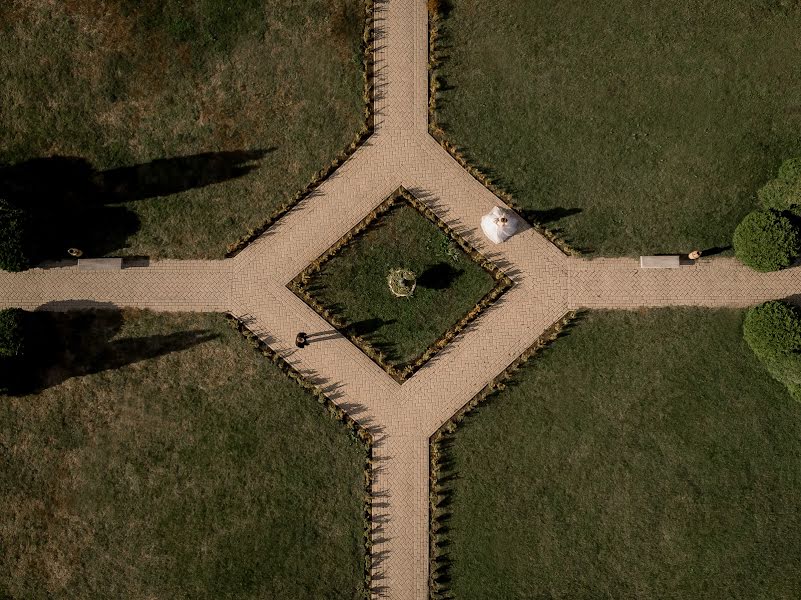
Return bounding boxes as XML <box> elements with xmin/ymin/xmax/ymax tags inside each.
<box><xmin>291</xmin><ymin>189</ymin><xmax>510</xmax><ymax>382</ymax></box>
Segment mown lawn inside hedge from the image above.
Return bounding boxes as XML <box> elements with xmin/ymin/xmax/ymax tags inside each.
<box><xmin>301</xmin><ymin>202</ymin><xmax>496</xmax><ymax>368</ymax></box>
<box><xmin>440</xmin><ymin>309</ymin><xmax>801</xmax><ymax>599</ymax></box>
<box><xmin>0</xmin><ymin>311</ymin><xmax>367</xmax><ymax>599</ymax></box>
<box><xmin>0</xmin><ymin>0</ymin><xmax>365</xmax><ymax>259</ymax></box>
<box><xmin>433</xmin><ymin>0</ymin><xmax>801</xmax><ymax>255</ymax></box>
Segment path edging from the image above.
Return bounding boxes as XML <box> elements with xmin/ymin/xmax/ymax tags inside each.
<box><xmin>227</xmin><ymin>314</ymin><xmax>375</xmax><ymax>597</ymax></box>
<box><xmin>426</xmin><ymin>2</ymin><xmax>578</xmax><ymax>258</ymax></box>
<box><xmin>225</xmin><ymin>0</ymin><xmax>377</xmax><ymax>259</ymax></box>
<box><xmin>428</xmin><ymin>311</ymin><xmax>577</xmax><ymax>598</ymax></box>
<box><xmin>288</xmin><ymin>187</ymin><xmax>512</xmax><ymax>383</ymax></box>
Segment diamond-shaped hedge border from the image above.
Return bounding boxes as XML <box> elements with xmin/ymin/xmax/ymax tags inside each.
<box><xmin>289</xmin><ymin>187</ymin><xmax>513</xmax><ymax>383</ymax></box>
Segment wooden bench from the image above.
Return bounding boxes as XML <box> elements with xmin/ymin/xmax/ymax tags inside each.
<box><xmin>77</xmin><ymin>258</ymin><xmax>123</xmax><ymax>271</ymax></box>
<box><xmin>639</xmin><ymin>255</ymin><xmax>680</xmax><ymax>269</ymax></box>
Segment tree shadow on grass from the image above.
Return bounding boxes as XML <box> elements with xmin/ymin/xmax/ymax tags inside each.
<box><xmin>431</xmin><ymin>0</ymin><xmax>454</xmax><ymax>17</ymax></box>
<box><xmin>344</xmin><ymin>317</ymin><xmax>397</xmax><ymax>337</ymax></box>
<box><xmin>516</xmin><ymin>206</ymin><xmax>590</xmax><ymax>252</ymax></box>
<box><xmin>0</xmin><ymin>150</ymin><xmax>269</xmax><ymax>262</ymax></box>
<box><xmin>519</xmin><ymin>206</ymin><xmax>582</xmax><ymax>225</ymax></box>
<box><xmin>342</xmin><ymin>318</ymin><xmax>402</xmax><ymax>365</ymax></box>
<box><xmin>786</xmin><ymin>293</ymin><xmax>801</xmax><ymax>308</ymax></box>
<box><xmin>7</xmin><ymin>302</ymin><xmax>217</xmax><ymax>395</ymax></box>
<box><xmin>418</xmin><ymin>262</ymin><xmax>462</xmax><ymax>290</ymax></box>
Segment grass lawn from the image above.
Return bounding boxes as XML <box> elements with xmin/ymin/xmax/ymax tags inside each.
<box><xmin>0</xmin><ymin>0</ymin><xmax>366</xmax><ymax>259</ymax></box>
<box><xmin>439</xmin><ymin>309</ymin><xmax>801</xmax><ymax>599</ymax></box>
<box><xmin>433</xmin><ymin>0</ymin><xmax>801</xmax><ymax>256</ymax></box>
<box><xmin>296</xmin><ymin>198</ymin><xmax>497</xmax><ymax>370</ymax></box>
<box><xmin>0</xmin><ymin>311</ymin><xmax>367</xmax><ymax>599</ymax></box>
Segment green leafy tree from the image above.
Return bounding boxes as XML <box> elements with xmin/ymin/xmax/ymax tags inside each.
<box><xmin>0</xmin><ymin>198</ymin><xmax>28</xmax><ymax>272</ymax></box>
<box><xmin>744</xmin><ymin>300</ymin><xmax>801</xmax><ymax>359</ymax></box>
<box><xmin>758</xmin><ymin>158</ymin><xmax>801</xmax><ymax>212</ymax></box>
<box><xmin>744</xmin><ymin>300</ymin><xmax>801</xmax><ymax>400</ymax></box>
<box><xmin>733</xmin><ymin>209</ymin><xmax>800</xmax><ymax>272</ymax></box>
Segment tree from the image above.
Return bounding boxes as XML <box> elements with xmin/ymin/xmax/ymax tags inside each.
<box><xmin>758</xmin><ymin>157</ymin><xmax>801</xmax><ymax>212</ymax></box>
<box><xmin>733</xmin><ymin>209</ymin><xmax>800</xmax><ymax>272</ymax></box>
<box><xmin>744</xmin><ymin>300</ymin><xmax>801</xmax><ymax>359</ymax></box>
<box><xmin>0</xmin><ymin>198</ymin><xmax>28</xmax><ymax>272</ymax></box>
<box><xmin>743</xmin><ymin>300</ymin><xmax>801</xmax><ymax>401</ymax></box>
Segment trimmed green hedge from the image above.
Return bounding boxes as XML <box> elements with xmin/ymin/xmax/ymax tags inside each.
<box><xmin>759</xmin><ymin>158</ymin><xmax>801</xmax><ymax>212</ymax></box>
<box><xmin>733</xmin><ymin>209</ymin><xmax>800</xmax><ymax>272</ymax></box>
<box><xmin>744</xmin><ymin>300</ymin><xmax>801</xmax><ymax>400</ymax></box>
<box><xmin>0</xmin><ymin>308</ymin><xmax>25</xmax><ymax>394</ymax></box>
<box><xmin>0</xmin><ymin>199</ymin><xmax>28</xmax><ymax>272</ymax></box>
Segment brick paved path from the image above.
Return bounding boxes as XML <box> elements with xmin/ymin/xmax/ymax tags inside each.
<box><xmin>0</xmin><ymin>260</ymin><xmax>231</xmax><ymax>312</ymax></box>
<box><xmin>1</xmin><ymin>1</ymin><xmax>800</xmax><ymax>598</ymax></box>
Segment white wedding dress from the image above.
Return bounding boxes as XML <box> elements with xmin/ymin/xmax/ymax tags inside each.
<box><xmin>481</xmin><ymin>206</ymin><xmax>521</xmax><ymax>244</ymax></box>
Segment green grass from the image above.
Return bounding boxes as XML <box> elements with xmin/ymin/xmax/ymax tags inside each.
<box><xmin>0</xmin><ymin>0</ymin><xmax>366</xmax><ymax>258</ymax></box>
<box><xmin>0</xmin><ymin>311</ymin><xmax>367</xmax><ymax>599</ymax></box>
<box><xmin>439</xmin><ymin>309</ymin><xmax>801</xmax><ymax>599</ymax></box>
<box><xmin>301</xmin><ymin>201</ymin><xmax>496</xmax><ymax>367</ymax></box>
<box><xmin>433</xmin><ymin>0</ymin><xmax>801</xmax><ymax>255</ymax></box>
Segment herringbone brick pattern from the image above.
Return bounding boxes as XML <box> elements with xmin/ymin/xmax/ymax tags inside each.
<box><xmin>1</xmin><ymin>1</ymin><xmax>800</xmax><ymax>599</ymax></box>
<box><xmin>0</xmin><ymin>260</ymin><xmax>231</xmax><ymax>312</ymax></box>
<box><xmin>568</xmin><ymin>257</ymin><xmax>801</xmax><ymax>308</ymax></box>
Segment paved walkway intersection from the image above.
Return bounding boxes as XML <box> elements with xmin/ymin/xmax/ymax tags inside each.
<box><xmin>1</xmin><ymin>1</ymin><xmax>800</xmax><ymax>598</ymax></box>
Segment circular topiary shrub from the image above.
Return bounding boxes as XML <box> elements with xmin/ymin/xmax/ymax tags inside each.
<box><xmin>758</xmin><ymin>157</ymin><xmax>801</xmax><ymax>212</ymax></box>
<box><xmin>744</xmin><ymin>300</ymin><xmax>801</xmax><ymax>360</ymax></box>
<box><xmin>744</xmin><ymin>300</ymin><xmax>801</xmax><ymax>400</ymax></box>
<box><xmin>733</xmin><ymin>209</ymin><xmax>800</xmax><ymax>272</ymax></box>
